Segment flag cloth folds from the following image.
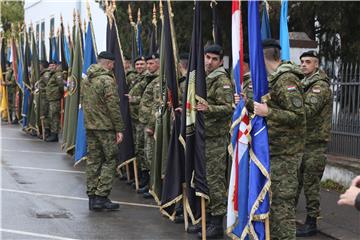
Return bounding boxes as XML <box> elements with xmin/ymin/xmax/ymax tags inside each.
<box><xmin>136</xmin><ymin>13</ymin><xmax>143</xmax><ymax>57</ymax></box>
<box><xmin>226</xmin><ymin>1</ymin><xmax>251</xmax><ymax>238</ymax></box>
<box><xmin>64</xmin><ymin>23</ymin><xmax>83</xmax><ymax>154</ymax></box>
<box><xmin>74</xmin><ymin>21</ymin><xmax>97</xmax><ymax>165</ymax></box>
<box><xmin>245</xmin><ymin>1</ymin><xmax>271</xmax><ymax>239</ymax></box>
<box><xmin>280</xmin><ymin>0</ymin><xmax>290</xmax><ymax>61</ymax></box>
<box><xmin>0</xmin><ymin>39</ymin><xmax>9</xmax><ymax>120</ymax></box>
<box><xmin>211</xmin><ymin>0</ymin><xmax>222</xmax><ymax>46</ymax></box>
<box><xmin>106</xmin><ymin>11</ymin><xmax>135</xmax><ymax>165</ymax></box>
<box><xmin>179</xmin><ymin>1</ymin><xmax>209</xmax><ymax>224</ymax></box>
<box><xmin>148</xmin><ymin>4</ymin><xmax>157</xmax><ymax>57</ymax></box>
<box><xmin>261</xmin><ymin>1</ymin><xmax>272</xmax><ymax>40</ymax></box>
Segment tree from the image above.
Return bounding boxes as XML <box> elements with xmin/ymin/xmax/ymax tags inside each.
<box><xmin>1</xmin><ymin>1</ymin><xmax>24</xmax><ymax>39</ymax></box>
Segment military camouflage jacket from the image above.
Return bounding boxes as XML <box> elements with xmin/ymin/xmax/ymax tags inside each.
<box><xmin>38</xmin><ymin>69</ymin><xmax>53</xmax><ymax>93</ymax></box>
<box><xmin>302</xmin><ymin>69</ymin><xmax>332</xmax><ymax>144</ymax></box>
<box><xmin>139</xmin><ymin>74</ymin><xmax>160</xmax><ymax>128</ymax></box>
<box><xmin>126</xmin><ymin>69</ymin><xmax>138</xmax><ymax>91</ymax></box>
<box><xmin>204</xmin><ymin>66</ymin><xmax>234</xmax><ymax>137</ymax></box>
<box><xmin>266</xmin><ymin>62</ymin><xmax>306</xmax><ymax>156</ymax></box>
<box><xmin>128</xmin><ymin>72</ymin><xmax>157</xmax><ymax>122</ymax></box>
<box><xmin>80</xmin><ymin>64</ymin><xmax>125</xmax><ymax>132</ymax></box>
<box><xmin>46</xmin><ymin>70</ymin><xmax>64</xmax><ymax>101</ymax></box>
<box><xmin>5</xmin><ymin>68</ymin><xmax>16</xmax><ymax>88</ymax></box>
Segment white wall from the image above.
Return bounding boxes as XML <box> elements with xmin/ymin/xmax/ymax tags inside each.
<box><xmin>24</xmin><ymin>0</ymin><xmax>107</xmax><ymax>58</ymax></box>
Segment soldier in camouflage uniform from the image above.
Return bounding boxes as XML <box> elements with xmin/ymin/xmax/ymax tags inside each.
<box><xmin>80</xmin><ymin>51</ymin><xmax>125</xmax><ymax>211</ymax></box>
<box><xmin>45</xmin><ymin>63</ymin><xmax>64</xmax><ymax>142</ymax></box>
<box><xmin>126</xmin><ymin>56</ymin><xmax>146</xmax><ymax>91</ymax></box>
<box><xmin>296</xmin><ymin>51</ymin><xmax>332</xmax><ymax>237</ymax></box>
<box><xmin>254</xmin><ymin>39</ymin><xmax>305</xmax><ymax>240</ymax></box>
<box><xmin>135</xmin><ymin>54</ymin><xmax>160</xmax><ymax>197</ymax></box>
<box><xmin>37</xmin><ymin>60</ymin><xmax>54</xmax><ymax>139</ymax></box>
<box><xmin>194</xmin><ymin>45</ymin><xmax>234</xmax><ymax>238</ymax></box>
<box><xmin>5</xmin><ymin>63</ymin><xmax>18</xmax><ymax>124</ymax></box>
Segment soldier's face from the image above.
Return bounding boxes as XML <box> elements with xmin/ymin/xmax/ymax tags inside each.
<box><xmin>135</xmin><ymin>60</ymin><xmax>146</xmax><ymax>74</ymax></box>
<box><xmin>105</xmin><ymin>60</ymin><xmax>115</xmax><ymax>71</ymax></box>
<box><xmin>124</xmin><ymin>60</ymin><xmax>131</xmax><ymax>71</ymax></box>
<box><xmin>49</xmin><ymin>63</ymin><xmax>56</xmax><ymax>70</ymax></box>
<box><xmin>300</xmin><ymin>57</ymin><xmax>319</xmax><ymax>76</ymax></box>
<box><xmin>146</xmin><ymin>59</ymin><xmax>159</xmax><ymax>73</ymax></box>
<box><xmin>204</xmin><ymin>53</ymin><xmax>223</xmax><ymax>75</ymax></box>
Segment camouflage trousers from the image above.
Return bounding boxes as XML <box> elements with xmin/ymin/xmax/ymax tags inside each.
<box><xmin>144</xmin><ymin>130</ymin><xmax>154</xmax><ymax>171</ymax></box>
<box><xmin>296</xmin><ymin>143</ymin><xmax>327</xmax><ymax>218</ymax></box>
<box><xmin>86</xmin><ymin>130</ymin><xmax>118</xmax><ymax>197</ymax></box>
<box><xmin>134</xmin><ymin>121</ymin><xmax>146</xmax><ymax>171</ymax></box>
<box><xmin>39</xmin><ymin>93</ymin><xmax>49</xmax><ymax>129</ymax></box>
<box><xmin>270</xmin><ymin>153</ymin><xmax>302</xmax><ymax>240</ymax></box>
<box><xmin>48</xmin><ymin>100</ymin><xmax>61</xmax><ymax>133</ymax></box>
<box><xmin>8</xmin><ymin>87</ymin><xmax>16</xmax><ymax>118</ymax></box>
<box><xmin>205</xmin><ymin>135</ymin><xmax>228</xmax><ymax>216</ymax></box>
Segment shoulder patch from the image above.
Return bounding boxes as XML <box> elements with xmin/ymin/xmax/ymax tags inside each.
<box><xmin>310</xmin><ymin>96</ymin><xmax>318</xmax><ymax>104</ymax></box>
<box><xmin>223</xmin><ymin>85</ymin><xmax>231</xmax><ymax>89</ymax></box>
<box><xmin>291</xmin><ymin>96</ymin><xmax>303</xmax><ymax>108</ymax></box>
<box><xmin>287</xmin><ymin>86</ymin><xmax>297</xmax><ymax>91</ymax></box>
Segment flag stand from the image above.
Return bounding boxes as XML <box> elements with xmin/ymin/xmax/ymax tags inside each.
<box><xmin>125</xmin><ymin>163</ymin><xmax>130</xmax><ymax>182</ymax></box>
<box><xmin>133</xmin><ymin>159</ymin><xmax>139</xmax><ymax>190</ymax></box>
<box><xmin>41</xmin><ymin>118</ymin><xmax>45</xmax><ymax>140</ymax></box>
<box><xmin>201</xmin><ymin>197</ymin><xmax>206</xmax><ymax>240</ymax></box>
<box><xmin>265</xmin><ymin>217</ymin><xmax>270</xmax><ymax>240</ymax></box>
<box><xmin>182</xmin><ymin>184</ymin><xmax>189</xmax><ymax>231</ymax></box>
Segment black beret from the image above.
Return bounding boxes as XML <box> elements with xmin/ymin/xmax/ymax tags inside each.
<box><xmin>98</xmin><ymin>51</ymin><xmax>115</xmax><ymax>61</ymax></box>
<box><xmin>204</xmin><ymin>44</ymin><xmax>224</xmax><ymax>57</ymax></box>
<box><xmin>134</xmin><ymin>56</ymin><xmax>146</xmax><ymax>63</ymax></box>
<box><xmin>39</xmin><ymin>60</ymin><xmax>49</xmax><ymax>67</ymax></box>
<box><xmin>262</xmin><ymin>39</ymin><xmax>281</xmax><ymax>50</ymax></box>
<box><xmin>300</xmin><ymin>50</ymin><xmax>319</xmax><ymax>60</ymax></box>
<box><xmin>179</xmin><ymin>53</ymin><xmax>189</xmax><ymax>60</ymax></box>
<box><xmin>49</xmin><ymin>60</ymin><xmax>57</xmax><ymax>64</ymax></box>
<box><xmin>146</xmin><ymin>53</ymin><xmax>159</xmax><ymax>61</ymax></box>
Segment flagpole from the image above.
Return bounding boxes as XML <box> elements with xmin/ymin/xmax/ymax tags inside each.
<box><xmin>265</xmin><ymin>217</ymin><xmax>270</xmax><ymax>240</ymax></box>
<box><xmin>201</xmin><ymin>197</ymin><xmax>206</xmax><ymax>240</ymax></box>
<box><xmin>182</xmin><ymin>183</ymin><xmax>189</xmax><ymax>231</ymax></box>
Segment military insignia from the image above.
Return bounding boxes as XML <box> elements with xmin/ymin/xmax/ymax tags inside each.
<box><xmin>223</xmin><ymin>85</ymin><xmax>231</xmax><ymax>89</ymax></box>
<box><xmin>310</xmin><ymin>96</ymin><xmax>318</xmax><ymax>104</ymax></box>
<box><xmin>248</xmin><ymin>83</ymin><xmax>253</xmax><ymax>89</ymax></box>
<box><xmin>312</xmin><ymin>87</ymin><xmax>321</xmax><ymax>93</ymax></box>
<box><xmin>291</xmin><ymin>96</ymin><xmax>303</xmax><ymax>108</ymax></box>
<box><xmin>287</xmin><ymin>86</ymin><xmax>297</xmax><ymax>91</ymax></box>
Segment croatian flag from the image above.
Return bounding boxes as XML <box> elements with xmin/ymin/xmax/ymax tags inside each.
<box><xmin>226</xmin><ymin>0</ymin><xmax>251</xmax><ymax>238</ymax></box>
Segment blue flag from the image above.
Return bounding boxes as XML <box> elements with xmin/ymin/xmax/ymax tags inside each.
<box><xmin>137</xmin><ymin>22</ymin><xmax>143</xmax><ymax>57</ymax></box>
<box><xmin>261</xmin><ymin>2</ymin><xmax>271</xmax><ymax>40</ymax></box>
<box><xmin>280</xmin><ymin>0</ymin><xmax>290</xmax><ymax>60</ymax></box>
<box><xmin>51</xmin><ymin>37</ymin><xmax>59</xmax><ymax>63</ymax></box>
<box><xmin>63</xmin><ymin>35</ymin><xmax>71</xmax><ymax>66</ymax></box>
<box><xmin>74</xmin><ymin>22</ymin><xmax>97</xmax><ymax>165</ymax></box>
<box><xmin>245</xmin><ymin>1</ymin><xmax>271</xmax><ymax>239</ymax></box>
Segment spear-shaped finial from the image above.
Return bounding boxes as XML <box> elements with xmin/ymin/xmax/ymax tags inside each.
<box><xmin>137</xmin><ymin>8</ymin><xmax>141</xmax><ymax>23</ymax></box>
<box><xmin>86</xmin><ymin>0</ymin><xmax>92</xmax><ymax>22</ymax></box>
<box><xmin>128</xmin><ymin>4</ymin><xmax>133</xmax><ymax>23</ymax></box>
<box><xmin>159</xmin><ymin>1</ymin><xmax>163</xmax><ymax>19</ymax></box>
<box><xmin>73</xmin><ymin>9</ymin><xmax>76</xmax><ymax>24</ymax></box>
<box><xmin>152</xmin><ymin>4</ymin><xmax>157</xmax><ymax>26</ymax></box>
<box><xmin>60</xmin><ymin>14</ymin><xmax>63</xmax><ymax>23</ymax></box>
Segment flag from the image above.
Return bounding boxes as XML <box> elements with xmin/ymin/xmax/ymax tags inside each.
<box><xmin>211</xmin><ymin>0</ymin><xmax>222</xmax><ymax>46</ymax></box>
<box><xmin>0</xmin><ymin>39</ymin><xmax>9</xmax><ymax>120</ymax></box>
<box><xmin>30</xmin><ymin>29</ymin><xmax>41</xmax><ymax>132</ymax></box>
<box><xmin>1</xmin><ymin>38</ymin><xmax>6</xmax><ymax>73</ymax></box>
<box><xmin>243</xmin><ymin>1</ymin><xmax>271</xmax><ymax>238</ymax></box>
<box><xmin>60</xmin><ymin>21</ymin><xmax>69</xmax><ymax>71</ymax></box>
<box><xmin>51</xmin><ymin>36</ymin><xmax>59</xmax><ymax>63</ymax></box>
<box><xmin>280</xmin><ymin>0</ymin><xmax>290</xmax><ymax>61</ymax></box>
<box><xmin>106</xmin><ymin>10</ymin><xmax>135</xmax><ymax>165</ymax></box>
<box><xmin>148</xmin><ymin>4</ymin><xmax>158</xmax><ymax>56</ymax></box>
<box><xmin>180</xmin><ymin>1</ymin><xmax>209</xmax><ymax>224</ymax></box>
<box><xmin>22</xmin><ymin>30</ymin><xmax>32</xmax><ymax>128</ymax></box>
<box><xmin>136</xmin><ymin>9</ymin><xmax>143</xmax><ymax>57</ymax></box>
<box><xmin>64</xmin><ymin>22</ymin><xmax>83</xmax><ymax>154</ymax></box>
<box><xmin>261</xmin><ymin>1</ymin><xmax>271</xmax><ymax>40</ymax></box>
<box><xmin>159</xmin><ymin>0</ymin><xmax>184</xmax><ymax>218</ymax></box>
<box><xmin>226</xmin><ymin>1</ymin><xmax>251</xmax><ymax>238</ymax></box>
<box><xmin>74</xmin><ymin>21</ymin><xmax>97</xmax><ymax>165</ymax></box>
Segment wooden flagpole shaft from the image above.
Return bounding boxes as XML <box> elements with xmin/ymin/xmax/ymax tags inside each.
<box><xmin>265</xmin><ymin>216</ymin><xmax>270</xmax><ymax>240</ymax></box>
<box><xmin>133</xmin><ymin>159</ymin><xmax>139</xmax><ymax>190</ymax></box>
<box><xmin>60</xmin><ymin>98</ymin><xmax>64</xmax><ymax>130</ymax></box>
<box><xmin>125</xmin><ymin>163</ymin><xmax>130</xmax><ymax>182</ymax></box>
<box><xmin>182</xmin><ymin>184</ymin><xmax>189</xmax><ymax>231</ymax></box>
<box><xmin>6</xmin><ymin>86</ymin><xmax>11</xmax><ymax>124</ymax></box>
<box><xmin>201</xmin><ymin>197</ymin><xmax>206</xmax><ymax>240</ymax></box>
<box><xmin>41</xmin><ymin>118</ymin><xmax>45</xmax><ymax>140</ymax></box>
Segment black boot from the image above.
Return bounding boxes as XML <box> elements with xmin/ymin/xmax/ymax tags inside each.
<box><xmin>296</xmin><ymin>216</ymin><xmax>317</xmax><ymax>237</ymax></box>
<box><xmin>46</xmin><ymin>133</ymin><xmax>58</xmax><ymax>142</ymax></box>
<box><xmin>11</xmin><ymin>118</ymin><xmax>18</xmax><ymax>124</ymax></box>
<box><xmin>92</xmin><ymin>196</ymin><xmax>120</xmax><ymax>210</ymax></box>
<box><xmin>133</xmin><ymin>170</ymin><xmax>149</xmax><ymax>189</ymax></box>
<box><xmin>198</xmin><ymin>215</ymin><xmax>224</xmax><ymax>239</ymax></box>
<box><xmin>143</xmin><ymin>191</ymin><xmax>153</xmax><ymax>199</ymax></box>
<box><xmin>137</xmin><ymin>185</ymin><xmax>149</xmax><ymax>194</ymax></box>
<box><xmin>88</xmin><ymin>195</ymin><xmax>95</xmax><ymax>210</ymax></box>
<box><xmin>174</xmin><ymin>205</ymin><xmax>184</xmax><ymax>224</ymax></box>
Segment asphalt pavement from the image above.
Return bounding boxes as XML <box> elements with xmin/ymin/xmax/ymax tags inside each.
<box><xmin>0</xmin><ymin>123</ymin><xmax>348</xmax><ymax>239</ymax></box>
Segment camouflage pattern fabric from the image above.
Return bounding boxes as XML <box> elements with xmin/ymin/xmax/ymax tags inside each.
<box><xmin>296</xmin><ymin>69</ymin><xmax>332</xmax><ymax>218</ymax></box>
<box><xmin>86</xmin><ymin>130</ymin><xmax>119</xmax><ymax>197</ymax></box>
<box><xmin>204</xmin><ymin>66</ymin><xmax>233</xmax><ymax>216</ymax></box>
<box><xmin>5</xmin><ymin>68</ymin><xmax>17</xmax><ymax>117</ymax></box>
<box><xmin>266</xmin><ymin>62</ymin><xmax>306</xmax><ymax>240</ymax></box>
<box><xmin>48</xmin><ymin>100</ymin><xmax>61</xmax><ymax>134</ymax></box>
<box><xmin>37</xmin><ymin>68</ymin><xmax>53</xmax><ymax>130</ymax></box>
<box><xmin>46</xmin><ymin>69</ymin><xmax>64</xmax><ymax>101</ymax></box>
<box><xmin>80</xmin><ymin>64</ymin><xmax>124</xmax><ymax>132</ymax></box>
<box><xmin>126</xmin><ymin>69</ymin><xmax>138</xmax><ymax>91</ymax></box>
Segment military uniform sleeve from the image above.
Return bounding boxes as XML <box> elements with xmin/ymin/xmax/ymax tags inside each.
<box><xmin>304</xmin><ymin>81</ymin><xmax>331</xmax><ymax>118</ymax></box>
<box><xmin>206</xmin><ymin>75</ymin><xmax>234</xmax><ymax>118</ymax></box>
<box><xmin>267</xmin><ymin>73</ymin><xmax>305</xmax><ymax>127</ymax></box>
<box><xmin>139</xmin><ymin>80</ymin><xmax>156</xmax><ymax>127</ymax></box>
<box><xmin>103</xmin><ymin>77</ymin><xmax>125</xmax><ymax>133</ymax></box>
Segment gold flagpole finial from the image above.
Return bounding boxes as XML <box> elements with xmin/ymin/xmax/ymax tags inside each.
<box><xmin>86</xmin><ymin>0</ymin><xmax>92</xmax><ymax>22</ymax></box>
<box><xmin>137</xmin><ymin>8</ymin><xmax>141</xmax><ymax>23</ymax></box>
<box><xmin>152</xmin><ymin>4</ymin><xmax>157</xmax><ymax>25</ymax></box>
<box><xmin>159</xmin><ymin>1</ymin><xmax>163</xmax><ymax>19</ymax></box>
<box><xmin>111</xmin><ymin>0</ymin><xmax>116</xmax><ymax>12</ymax></box>
<box><xmin>128</xmin><ymin>4</ymin><xmax>133</xmax><ymax>23</ymax></box>
<box><xmin>77</xmin><ymin>10</ymin><xmax>81</xmax><ymax>23</ymax></box>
